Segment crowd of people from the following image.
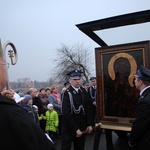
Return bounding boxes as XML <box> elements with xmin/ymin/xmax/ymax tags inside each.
<box><xmin>0</xmin><ymin>67</ymin><xmax>98</xmax><ymax>150</ymax></box>
<box><xmin>6</xmin><ymin>70</ymin><xmax>122</xmax><ymax>150</ymax></box>
<box><xmin>5</xmin><ymin>75</ymin><xmax>97</xmax><ymax>146</ymax></box>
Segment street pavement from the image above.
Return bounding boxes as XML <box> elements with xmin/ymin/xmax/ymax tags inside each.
<box><xmin>55</xmin><ymin>131</ymin><xmax>130</xmax><ymax>150</ymax></box>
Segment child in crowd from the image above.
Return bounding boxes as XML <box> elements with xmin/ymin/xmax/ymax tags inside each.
<box><xmin>42</xmin><ymin>103</ymin><xmax>59</xmax><ymax>143</ymax></box>
<box><xmin>33</xmin><ymin>105</ymin><xmax>43</xmax><ymax>121</ymax></box>
<box><xmin>22</xmin><ymin>95</ymin><xmax>40</xmax><ymax>126</ymax></box>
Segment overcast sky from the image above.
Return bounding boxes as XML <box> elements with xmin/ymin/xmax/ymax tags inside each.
<box><xmin>0</xmin><ymin>0</ymin><xmax>150</xmax><ymax>82</ymax></box>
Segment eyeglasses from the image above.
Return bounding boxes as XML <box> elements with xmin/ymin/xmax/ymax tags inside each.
<box><xmin>0</xmin><ymin>62</ymin><xmax>10</xmax><ymax>70</ymax></box>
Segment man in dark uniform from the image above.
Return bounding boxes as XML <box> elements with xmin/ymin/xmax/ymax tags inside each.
<box><xmin>88</xmin><ymin>77</ymin><xmax>97</xmax><ymax>127</ymax></box>
<box><xmin>0</xmin><ymin>47</ymin><xmax>56</xmax><ymax>150</ymax></box>
<box><xmin>82</xmin><ymin>81</ymin><xmax>90</xmax><ymax>92</ymax></box>
<box><xmin>61</xmin><ymin>69</ymin><xmax>93</xmax><ymax>150</ymax></box>
<box><xmin>90</xmin><ymin>76</ymin><xmax>115</xmax><ymax>150</ymax></box>
<box><xmin>129</xmin><ymin>65</ymin><xmax>150</xmax><ymax>150</ymax></box>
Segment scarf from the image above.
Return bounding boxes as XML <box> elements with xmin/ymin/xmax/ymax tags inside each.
<box><xmin>52</xmin><ymin>92</ymin><xmax>61</xmax><ymax>104</ymax></box>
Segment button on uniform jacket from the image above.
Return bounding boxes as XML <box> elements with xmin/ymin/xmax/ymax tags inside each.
<box><xmin>129</xmin><ymin>87</ymin><xmax>150</xmax><ymax>150</ymax></box>
<box><xmin>61</xmin><ymin>86</ymin><xmax>92</xmax><ymax>134</ymax></box>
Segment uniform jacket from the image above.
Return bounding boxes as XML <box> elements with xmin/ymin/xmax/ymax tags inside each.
<box><xmin>0</xmin><ymin>94</ymin><xmax>56</xmax><ymax>150</ymax></box>
<box><xmin>43</xmin><ymin>110</ymin><xmax>59</xmax><ymax>132</ymax></box>
<box><xmin>61</xmin><ymin>86</ymin><xmax>92</xmax><ymax>134</ymax></box>
<box><xmin>88</xmin><ymin>86</ymin><xmax>96</xmax><ymax>103</ymax></box>
<box><xmin>129</xmin><ymin>87</ymin><xmax>150</xmax><ymax>150</ymax></box>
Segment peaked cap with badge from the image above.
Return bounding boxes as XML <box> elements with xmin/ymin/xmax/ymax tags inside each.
<box><xmin>64</xmin><ymin>81</ymin><xmax>70</xmax><ymax>86</ymax></box>
<box><xmin>135</xmin><ymin>65</ymin><xmax>150</xmax><ymax>82</ymax></box>
<box><xmin>83</xmin><ymin>81</ymin><xmax>89</xmax><ymax>86</ymax></box>
<box><xmin>67</xmin><ymin>69</ymin><xmax>82</xmax><ymax>79</ymax></box>
<box><xmin>90</xmin><ymin>77</ymin><xmax>96</xmax><ymax>81</ymax></box>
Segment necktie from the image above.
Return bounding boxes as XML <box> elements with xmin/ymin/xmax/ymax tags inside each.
<box><xmin>78</xmin><ymin>89</ymin><xmax>81</xmax><ymax>93</ymax></box>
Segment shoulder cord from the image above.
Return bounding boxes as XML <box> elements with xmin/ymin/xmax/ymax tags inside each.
<box><xmin>68</xmin><ymin>91</ymin><xmax>85</xmax><ymax>114</ymax></box>
<box><xmin>61</xmin><ymin>92</ymin><xmax>64</xmax><ymax>113</ymax></box>
<box><xmin>90</xmin><ymin>87</ymin><xmax>96</xmax><ymax>99</ymax></box>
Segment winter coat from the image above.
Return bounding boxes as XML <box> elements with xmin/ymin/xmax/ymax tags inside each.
<box><xmin>32</xmin><ymin>96</ymin><xmax>44</xmax><ymax>115</ymax></box>
<box><xmin>38</xmin><ymin>93</ymin><xmax>49</xmax><ymax>114</ymax></box>
<box><xmin>48</xmin><ymin>93</ymin><xmax>62</xmax><ymax>116</ymax></box>
<box><xmin>22</xmin><ymin>104</ymin><xmax>40</xmax><ymax>126</ymax></box>
<box><xmin>43</xmin><ymin>110</ymin><xmax>59</xmax><ymax>132</ymax></box>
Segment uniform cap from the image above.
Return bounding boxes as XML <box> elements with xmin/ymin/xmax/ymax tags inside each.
<box><xmin>83</xmin><ymin>81</ymin><xmax>89</xmax><ymax>86</ymax></box>
<box><xmin>135</xmin><ymin>65</ymin><xmax>150</xmax><ymax>82</ymax></box>
<box><xmin>67</xmin><ymin>69</ymin><xmax>82</xmax><ymax>79</ymax></box>
<box><xmin>64</xmin><ymin>81</ymin><xmax>70</xmax><ymax>86</ymax></box>
<box><xmin>90</xmin><ymin>77</ymin><xmax>96</xmax><ymax>81</ymax></box>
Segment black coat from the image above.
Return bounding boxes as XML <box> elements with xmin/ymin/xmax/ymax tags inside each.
<box><xmin>129</xmin><ymin>87</ymin><xmax>150</xmax><ymax>150</ymax></box>
<box><xmin>61</xmin><ymin>86</ymin><xmax>92</xmax><ymax>134</ymax></box>
<box><xmin>32</xmin><ymin>96</ymin><xmax>44</xmax><ymax>115</ymax></box>
<box><xmin>0</xmin><ymin>95</ymin><xmax>56</xmax><ymax>150</ymax></box>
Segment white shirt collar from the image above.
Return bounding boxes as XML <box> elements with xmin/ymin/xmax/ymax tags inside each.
<box><xmin>71</xmin><ymin>85</ymin><xmax>80</xmax><ymax>92</ymax></box>
<box><xmin>140</xmin><ymin>85</ymin><xmax>150</xmax><ymax>96</ymax></box>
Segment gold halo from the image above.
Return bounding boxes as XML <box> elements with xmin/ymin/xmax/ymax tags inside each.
<box><xmin>108</xmin><ymin>53</ymin><xmax>137</xmax><ymax>87</ymax></box>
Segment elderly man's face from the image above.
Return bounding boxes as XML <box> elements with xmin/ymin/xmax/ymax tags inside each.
<box><xmin>0</xmin><ymin>57</ymin><xmax>7</xmax><ymax>91</ymax></box>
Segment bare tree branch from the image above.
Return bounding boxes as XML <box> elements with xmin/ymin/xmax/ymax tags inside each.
<box><xmin>50</xmin><ymin>43</ymin><xmax>94</xmax><ymax>82</ymax></box>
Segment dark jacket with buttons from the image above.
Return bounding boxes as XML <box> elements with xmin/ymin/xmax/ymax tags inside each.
<box><xmin>61</xmin><ymin>85</ymin><xmax>92</xmax><ymax>134</ymax></box>
<box><xmin>129</xmin><ymin>87</ymin><xmax>150</xmax><ymax>150</ymax></box>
